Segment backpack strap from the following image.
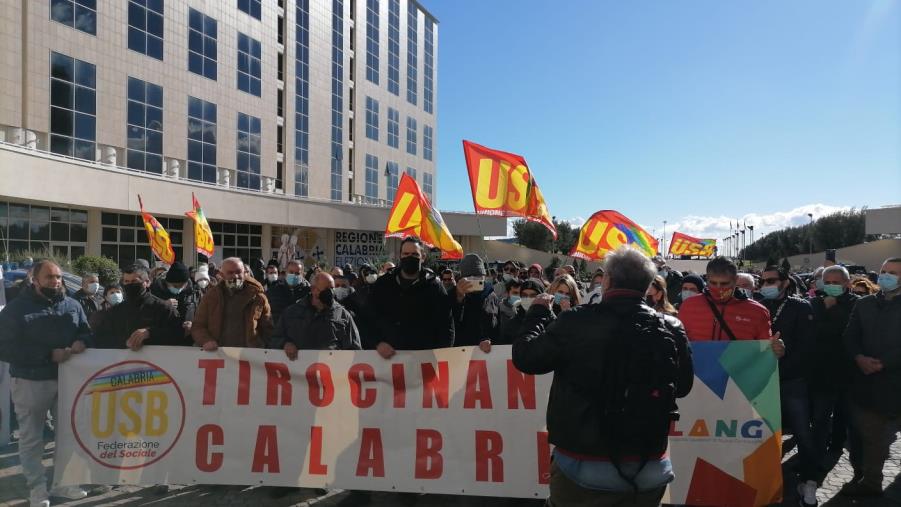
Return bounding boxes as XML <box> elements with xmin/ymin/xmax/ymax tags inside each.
<box><xmin>704</xmin><ymin>296</ymin><xmax>738</xmax><ymax>341</ymax></box>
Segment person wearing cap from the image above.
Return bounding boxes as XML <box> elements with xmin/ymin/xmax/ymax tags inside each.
<box><xmin>451</xmin><ymin>253</ymin><xmax>497</xmax><ymax>347</ymax></box>
<box><xmin>150</xmin><ymin>261</ymin><xmax>199</xmax><ymax>338</ymax></box>
<box><xmin>528</xmin><ymin>263</ymin><xmax>546</xmax><ymax>284</ymax></box>
<box><xmin>678</xmin><ymin>274</ymin><xmax>706</xmax><ymax>308</ymax></box>
<box><xmin>94</xmin><ymin>263</ymin><xmax>183</xmax><ymax>349</ymax></box>
<box><xmin>194</xmin><ymin>264</ymin><xmax>213</xmax><ymax>296</ymax></box>
<box><xmin>343</xmin><ymin>264</ymin><xmax>380</xmax><ymax>349</ymax></box>
<box><xmin>267</xmin><ymin>259</ymin><xmax>311</xmax><ymax>327</ymax></box>
<box><xmin>653</xmin><ymin>256</ymin><xmax>684</xmax><ymax>305</ymax></box>
<box><xmin>496</xmin><ymin>279</ymin><xmax>545</xmax><ymax>347</ymax></box>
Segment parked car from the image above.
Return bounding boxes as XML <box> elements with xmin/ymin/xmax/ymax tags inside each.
<box><xmin>2</xmin><ymin>269</ymin><xmax>82</xmax><ymax>298</ymax></box>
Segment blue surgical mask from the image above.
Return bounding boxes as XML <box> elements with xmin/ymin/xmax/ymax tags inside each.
<box><xmin>106</xmin><ymin>292</ymin><xmax>124</xmax><ymax>306</ymax></box>
<box><xmin>168</xmin><ymin>285</ymin><xmax>184</xmax><ymax>295</ymax></box>
<box><xmin>680</xmin><ymin>290</ymin><xmax>698</xmax><ymax>302</ymax></box>
<box><xmin>508</xmin><ymin>295</ymin><xmax>521</xmax><ymax>306</ymax></box>
<box><xmin>553</xmin><ymin>293</ymin><xmax>569</xmax><ymax>305</ymax></box>
<box><xmin>877</xmin><ymin>273</ymin><xmax>899</xmax><ymax>292</ymax></box>
<box><xmin>286</xmin><ymin>274</ymin><xmax>301</xmax><ymax>286</ymax></box>
<box><xmin>760</xmin><ymin>285</ymin><xmax>781</xmax><ymax>300</ymax></box>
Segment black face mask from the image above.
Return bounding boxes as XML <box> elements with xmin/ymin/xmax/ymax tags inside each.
<box><xmin>39</xmin><ymin>286</ymin><xmax>64</xmax><ymax>302</ymax></box>
<box><xmin>318</xmin><ymin>288</ymin><xmax>335</xmax><ymax>307</ymax></box>
<box><xmin>645</xmin><ymin>296</ymin><xmax>657</xmax><ymax>307</ymax></box>
<box><xmin>400</xmin><ymin>256</ymin><xmax>421</xmax><ymax>276</ymax></box>
<box><xmin>124</xmin><ymin>282</ymin><xmax>146</xmax><ymax>301</ymax></box>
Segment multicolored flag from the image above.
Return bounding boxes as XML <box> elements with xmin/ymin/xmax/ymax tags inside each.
<box><xmin>138</xmin><ymin>195</ymin><xmax>176</xmax><ymax>265</ymax></box>
<box><xmin>462</xmin><ymin>140</ymin><xmax>557</xmax><ymax>239</ymax></box>
<box><xmin>570</xmin><ymin>210</ymin><xmax>658</xmax><ymax>261</ymax></box>
<box><xmin>385</xmin><ymin>173</ymin><xmax>464</xmax><ymax>260</ymax></box>
<box><xmin>185</xmin><ymin>193</ymin><xmax>215</xmax><ymax>258</ymax></box>
<box><xmin>669</xmin><ymin>232</ymin><xmax>717</xmax><ymax>258</ymax></box>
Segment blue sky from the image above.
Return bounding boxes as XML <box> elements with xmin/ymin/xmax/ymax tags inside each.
<box><xmin>427</xmin><ymin>0</ymin><xmax>900</xmax><ymax>242</ymax></box>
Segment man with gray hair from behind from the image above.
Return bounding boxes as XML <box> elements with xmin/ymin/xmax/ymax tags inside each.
<box><xmin>513</xmin><ymin>246</ymin><xmax>694</xmax><ymax>506</ymax></box>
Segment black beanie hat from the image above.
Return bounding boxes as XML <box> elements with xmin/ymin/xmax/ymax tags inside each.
<box><xmin>165</xmin><ymin>261</ymin><xmax>190</xmax><ymax>283</ymax></box>
<box><xmin>520</xmin><ymin>279</ymin><xmax>545</xmax><ymax>295</ymax></box>
<box><xmin>682</xmin><ymin>274</ymin><xmax>706</xmax><ymax>292</ymax></box>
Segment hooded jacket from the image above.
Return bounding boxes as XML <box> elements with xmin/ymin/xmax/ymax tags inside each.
<box><xmin>370</xmin><ymin>267</ymin><xmax>454</xmax><ymax>350</ymax></box>
<box><xmin>192</xmin><ymin>276</ymin><xmax>274</xmax><ymax>348</ymax></box>
<box><xmin>844</xmin><ymin>291</ymin><xmax>901</xmax><ymax>416</ymax></box>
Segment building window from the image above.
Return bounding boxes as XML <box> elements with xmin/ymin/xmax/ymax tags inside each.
<box><xmin>406</xmin><ymin>2</ymin><xmax>417</xmax><ymax>105</ymax></box>
<box><xmin>330</xmin><ymin>0</ymin><xmax>345</xmax><ymax>201</ymax></box>
<box><xmin>127</xmin><ymin>0</ymin><xmax>163</xmax><ymax>60</ymax></box>
<box><xmin>387</xmin><ymin>0</ymin><xmax>400</xmax><ymax>95</ymax></box>
<box><xmin>237</xmin><ymin>32</ymin><xmax>262</xmax><ymax>96</ymax></box>
<box><xmin>422</xmin><ymin>172</ymin><xmax>433</xmax><ymax>202</ymax></box>
<box><xmin>51</xmin><ymin>0</ymin><xmax>97</xmax><ymax>35</ymax></box>
<box><xmin>406</xmin><ymin>166</ymin><xmax>416</xmax><ymax>181</ymax></box>
<box><xmin>405</xmin><ymin>116</ymin><xmax>416</xmax><ymax>155</ymax></box>
<box><xmin>126</xmin><ymin>77</ymin><xmax>164</xmax><ymax>174</ymax></box>
<box><xmin>365</xmin><ymin>0</ymin><xmax>379</xmax><ymax>84</ymax></box>
<box><xmin>188</xmin><ymin>9</ymin><xmax>217</xmax><ymax>80</ymax></box>
<box><xmin>0</xmin><ymin>202</ymin><xmax>88</xmax><ymax>260</ymax></box>
<box><xmin>386</xmin><ymin>161</ymin><xmax>399</xmax><ymax>202</ymax></box>
<box><xmin>238</xmin><ymin>0</ymin><xmax>261</xmax><ymax>19</ymax></box>
<box><xmin>294</xmin><ymin>0</ymin><xmax>310</xmax><ymax>197</ymax></box>
<box><xmin>387</xmin><ymin>107</ymin><xmax>399</xmax><ymax>148</ymax></box>
<box><xmin>365</xmin><ymin>97</ymin><xmax>379</xmax><ymax>141</ymax></box>
<box><xmin>209</xmin><ymin>221</ymin><xmax>262</xmax><ymax>265</ymax></box>
<box><xmin>365</xmin><ymin>154</ymin><xmax>379</xmax><ymax>204</ymax></box>
<box><xmin>423</xmin><ymin>124</ymin><xmax>433</xmax><ymax>161</ymax></box>
<box><xmin>101</xmin><ymin>212</ymin><xmax>183</xmax><ymax>268</ymax></box>
<box><xmin>187</xmin><ymin>96</ymin><xmax>217</xmax><ymax>184</ymax></box>
<box><xmin>236</xmin><ymin>113</ymin><xmax>262</xmax><ymax>190</ymax></box>
<box><xmin>424</xmin><ymin>19</ymin><xmax>434</xmax><ymax>114</ymax></box>
<box><xmin>50</xmin><ymin>52</ymin><xmax>96</xmax><ymax>161</ymax></box>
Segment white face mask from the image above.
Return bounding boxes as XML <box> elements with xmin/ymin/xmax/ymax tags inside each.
<box><xmin>196</xmin><ymin>279</ymin><xmax>210</xmax><ymax>289</ymax></box>
<box><xmin>106</xmin><ymin>292</ymin><xmax>124</xmax><ymax>306</ymax></box>
<box><xmin>86</xmin><ymin>282</ymin><xmax>100</xmax><ymax>295</ymax></box>
<box><xmin>266</xmin><ymin>274</ymin><xmax>279</xmax><ymax>282</ymax></box>
<box><xmin>519</xmin><ymin>297</ymin><xmax>535</xmax><ymax>311</ymax></box>
<box><xmin>334</xmin><ymin>287</ymin><xmax>351</xmax><ymax>300</ymax></box>
<box><xmin>226</xmin><ymin>279</ymin><xmax>244</xmax><ymax>290</ymax></box>
<box><xmin>365</xmin><ymin>274</ymin><xmax>378</xmax><ymax>284</ymax></box>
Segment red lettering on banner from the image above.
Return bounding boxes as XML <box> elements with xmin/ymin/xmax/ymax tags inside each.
<box><xmin>309</xmin><ymin>426</ymin><xmax>328</xmax><ymax>475</ymax></box>
<box><xmin>251</xmin><ymin>425</ymin><xmax>280</xmax><ymax>473</ymax></box>
<box><xmin>392</xmin><ymin>363</ymin><xmax>406</xmax><ymax>408</ymax></box>
<box><xmin>355</xmin><ymin>428</ymin><xmax>385</xmax><ymax>477</ymax></box>
<box><xmin>198</xmin><ymin>359</ymin><xmax>224</xmax><ymax>406</ymax></box>
<box><xmin>463</xmin><ymin>360</ymin><xmax>493</xmax><ymax>409</ymax></box>
<box><xmin>475</xmin><ymin>430</ymin><xmax>504</xmax><ymax>482</ymax></box>
<box><xmin>414</xmin><ymin>429</ymin><xmax>444</xmax><ymax>479</ymax></box>
<box><xmin>306</xmin><ymin>363</ymin><xmax>335</xmax><ymax>407</ymax></box>
<box><xmin>536</xmin><ymin>431</ymin><xmax>551</xmax><ymax>485</ymax></box>
<box><xmin>348</xmin><ymin>363</ymin><xmax>377</xmax><ymax>408</ymax></box>
<box><xmin>669</xmin><ymin>420</ymin><xmax>683</xmax><ymax>437</ymax></box>
<box><xmin>265</xmin><ymin>362</ymin><xmax>292</xmax><ymax>406</ymax></box>
<box><xmin>238</xmin><ymin>360</ymin><xmax>251</xmax><ymax>405</ymax></box>
<box><xmin>421</xmin><ymin>362</ymin><xmax>449</xmax><ymax>409</ymax></box>
<box><xmin>507</xmin><ymin>360</ymin><xmax>536</xmax><ymax>409</ymax></box>
<box><xmin>195</xmin><ymin>424</ymin><xmax>223</xmax><ymax>472</ymax></box>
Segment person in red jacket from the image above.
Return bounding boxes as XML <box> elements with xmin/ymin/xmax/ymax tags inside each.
<box><xmin>680</xmin><ymin>257</ymin><xmax>785</xmax><ymax>358</ymax></box>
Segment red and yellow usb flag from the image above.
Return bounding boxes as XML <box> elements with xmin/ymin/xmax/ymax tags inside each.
<box><xmin>462</xmin><ymin>140</ymin><xmax>556</xmax><ymax>239</ymax></box>
<box><xmin>669</xmin><ymin>232</ymin><xmax>716</xmax><ymax>257</ymax></box>
<box><xmin>385</xmin><ymin>173</ymin><xmax>464</xmax><ymax>260</ymax></box>
<box><xmin>137</xmin><ymin>195</ymin><xmax>176</xmax><ymax>265</ymax></box>
<box><xmin>185</xmin><ymin>193</ymin><xmax>215</xmax><ymax>258</ymax></box>
<box><xmin>570</xmin><ymin>210</ymin><xmax>659</xmax><ymax>261</ymax></box>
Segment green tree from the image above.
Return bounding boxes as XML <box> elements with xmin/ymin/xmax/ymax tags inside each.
<box><xmin>741</xmin><ymin>209</ymin><xmax>872</xmax><ymax>262</ymax></box>
<box><xmin>513</xmin><ymin>219</ymin><xmax>552</xmax><ymax>251</ymax></box>
<box><xmin>72</xmin><ymin>255</ymin><xmax>122</xmax><ymax>286</ymax></box>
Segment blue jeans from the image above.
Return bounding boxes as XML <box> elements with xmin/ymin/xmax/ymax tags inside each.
<box><xmin>781</xmin><ymin>378</ymin><xmax>819</xmax><ymax>482</ymax></box>
<box><xmin>552</xmin><ymin>449</ymin><xmax>674</xmax><ymax>493</ymax></box>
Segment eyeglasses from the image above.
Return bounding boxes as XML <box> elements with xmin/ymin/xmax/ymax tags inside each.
<box><xmin>762</xmin><ymin>278</ymin><xmax>780</xmax><ymax>285</ymax></box>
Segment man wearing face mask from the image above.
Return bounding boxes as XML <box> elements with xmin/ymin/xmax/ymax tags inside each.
<box><xmin>266</xmin><ymin>260</ymin><xmax>312</xmax><ymax>327</ymax></box>
<box><xmin>370</xmin><ymin>236</ymin><xmax>454</xmax><ymax>358</ymax></box>
<box><xmin>677</xmin><ymin>274</ymin><xmax>705</xmax><ymax>308</ymax></box>
<box><xmin>272</xmin><ymin>272</ymin><xmax>361</xmax><ymax>358</ymax></box>
<box><xmin>839</xmin><ymin>257</ymin><xmax>901</xmax><ymax>498</ymax></box>
<box><xmin>193</xmin><ymin>257</ymin><xmax>273</xmax><ymax>350</ymax></box>
<box><xmin>440</xmin><ymin>269</ymin><xmax>456</xmax><ymax>292</ymax></box>
<box><xmin>0</xmin><ymin>260</ymin><xmax>93</xmax><ymax>506</ymax></box>
<box><xmin>758</xmin><ymin>265</ymin><xmax>819</xmax><ymax>506</ymax></box>
<box><xmin>89</xmin><ymin>284</ymin><xmax>123</xmax><ymax>330</ymax></box>
<box><xmin>736</xmin><ymin>273</ymin><xmax>759</xmax><ymax>300</ymax></box>
<box><xmin>333</xmin><ymin>273</ymin><xmax>355</xmax><ymax>303</ymax></box>
<box><xmin>497</xmin><ymin>279</ymin><xmax>543</xmax><ymax>346</ymax></box>
<box><xmin>94</xmin><ymin>264</ymin><xmax>183</xmax><ymax>350</ymax></box>
<box><xmin>497</xmin><ymin>279</ymin><xmax>523</xmax><ymax>340</ymax></box>
<box><xmin>149</xmin><ymin>261</ymin><xmax>198</xmax><ymax>338</ymax></box>
<box><xmin>343</xmin><ymin>264</ymin><xmax>380</xmax><ymax>349</ymax></box>
<box><xmin>73</xmin><ymin>272</ymin><xmax>103</xmax><ymax>320</ymax></box>
<box><xmin>262</xmin><ymin>261</ymin><xmax>280</xmax><ymax>291</ymax></box>
<box><xmin>451</xmin><ymin>253</ymin><xmax>497</xmax><ymax>347</ymax></box>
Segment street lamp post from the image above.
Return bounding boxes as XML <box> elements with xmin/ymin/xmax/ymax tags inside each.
<box><xmin>663</xmin><ymin>220</ymin><xmax>667</xmax><ymax>259</ymax></box>
<box><xmin>807</xmin><ymin>213</ymin><xmax>814</xmax><ymax>257</ymax></box>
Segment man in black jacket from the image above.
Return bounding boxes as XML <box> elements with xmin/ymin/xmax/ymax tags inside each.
<box><xmin>266</xmin><ymin>260</ymin><xmax>311</xmax><ymax>326</ymax></box>
<box><xmin>759</xmin><ymin>265</ymin><xmax>818</xmax><ymax>506</ymax></box>
<box><xmin>839</xmin><ymin>257</ymin><xmax>901</xmax><ymax>498</ymax></box>
<box><xmin>272</xmin><ymin>272</ymin><xmax>361</xmax><ymax>356</ymax></box>
<box><xmin>371</xmin><ymin>236</ymin><xmax>454</xmax><ymax>358</ymax></box>
<box><xmin>94</xmin><ymin>264</ymin><xmax>183</xmax><ymax>349</ymax></box>
<box><xmin>809</xmin><ymin>265</ymin><xmax>859</xmax><ymax>476</ymax></box>
<box><xmin>513</xmin><ymin>247</ymin><xmax>693</xmax><ymax>507</ymax></box>
<box><xmin>72</xmin><ymin>272</ymin><xmax>103</xmax><ymax>320</ymax></box>
<box><xmin>149</xmin><ymin>261</ymin><xmax>199</xmax><ymax>337</ymax></box>
<box><xmin>342</xmin><ymin>263</ymin><xmax>379</xmax><ymax>349</ymax></box>
<box><xmin>451</xmin><ymin>253</ymin><xmax>496</xmax><ymax>347</ymax></box>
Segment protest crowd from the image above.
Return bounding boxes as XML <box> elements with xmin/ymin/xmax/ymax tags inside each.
<box><xmin>1</xmin><ymin>240</ymin><xmax>900</xmax><ymax>507</ymax></box>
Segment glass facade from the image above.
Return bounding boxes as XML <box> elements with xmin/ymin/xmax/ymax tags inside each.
<box><xmin>0</xmin><ymin>201</ymin><xmax>87</xmax><ymax>260</ymax></box>
<box><xmin>405</xmin><ymin>116</ymin><xmax>417</xmax><ymax>155</ymax></box>
<box><xmin>50</xmin><ymin>52</ymin><xmax>96</xmax><ymax>161</ymax></box>
<box><xmin>101</xmin><ymin>212</ymin><xmax>183</xmax><ymax>268</ymax></box>
<box><xmin>126</xmin><ymin>77</ymin><xmax>164</xmax><ymax>174</ymax></box>
<box><xmin>188</xmin><ymin>8</ymin><xmax>217</xmax><ymax>80</ymax></box>
<box><xmin>187</xmin><ymin>96</ymin><xmax>217</xmax><ymax>184</ymax></box>
<box><xmin>50</xmin><ymin>0</ymin><xmax>97</xmax><ymax>35</ymax></box>
<box><xmin>424</xmin><ymin>18</ymin><xmax>434</xmax><ymax>114</ymax></box>
<box><xmin>365</xmin><ymin>0</ymin><xmax>379</xmax><ymax>84</ymax></box>
<box><xmin>330</xmin><ymin>0</ymin><xmax>345</xmax><ymax>201</ymax></box>
<box><xmin>406</xmin><ymin>2</ymin><xmax>417</xmax><ymax>105</ymax></box>
<box><xmin>386</xmin><ymin>161</ymin><xmax>399</xmax><ymax>202</ymax></box>
<box><xmin>423</xmin><ymin>124</ymin><xmax>432</xmax><ymax>161</ymax></box>
<box><xmin>406</xmin><ymin>166</ymin><xmax>416</xmax><ymax>181</ymax></box>
<box><xmin>365</xmin><ymin>96</ymin><xmax>379</xmax><ymax>141</ymax></box>
<box><xmin>422</xmin><ymin>171</ymin><xmax>433</xmax><ymax>202</ymax></box>
<box><xmin>237</xmin><ymin>32</ymin><xmax>262</xmax><ymax>96</ymax></box>
<box><xmin>237</xmin><ymin>0</ymin><xmax>261</xmax><ymax>20</ymax></box>
<box><xmin>127</xmin><ymin>0</ymin><xmax>163</xmax><ymax>60</ymax></box>
<box><xmin>365</xmin><ymin>154</ymin><xmax>379</xmax><ymax>204</ymax></box>
<box><xmin>210</xmin><ymin>221</ymin><xmax>263</xmax><ymax>265</ymax></box>
<box><xmin>387</xmin><ymin>0</ymin><xmax>400</xmax><ymax>95</ymax></box>
<box><xmin>387</xmin><ymin>107</ymin><xmax>399</xmax><ymax>148</ymax></box>
<box><xmin>294</xmin><ymin>0</ymin><xmax>310</xmax><ymax>197</ymax></box>
<box><xmin>236</xmin><ymin>113</ymin><xmax>262</xmax><ymax>190</ymax></box>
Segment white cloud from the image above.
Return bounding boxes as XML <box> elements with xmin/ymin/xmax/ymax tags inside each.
<box><xmin>665</xmin><ymin>204</ymin><xmax>852</xmax><ymax>244</ymax></box>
